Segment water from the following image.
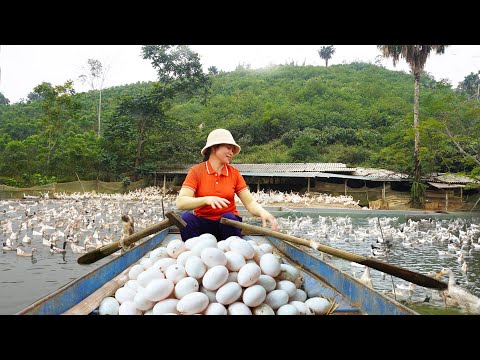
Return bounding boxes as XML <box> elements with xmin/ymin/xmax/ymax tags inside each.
<box><xmin>1</xmin><ymin>199</ymin><xmax>479</xmax><ymax>314</ymax></box>
<box><xmin>262</xmin><ymin>210</ymin><xmax>480</xmax><ymax>314</ymax></box>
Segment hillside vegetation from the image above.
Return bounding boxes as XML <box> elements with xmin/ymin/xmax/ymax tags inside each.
<box><xmin>0</xmin><ymin>62</ymin><xmax>479</xmax><ymax>187</ymax></box>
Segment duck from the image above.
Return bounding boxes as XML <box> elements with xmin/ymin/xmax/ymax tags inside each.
<box><xmin>2</xmin><ymin>242</ymin><xmax>16</xmax><ymax>251</ymax></box>
<box><xmin>50</xmin><ymin>241</ymin><xmax>67</xmax><ymax>254</ymax></box>
<box><xmin>436</xmin><ymin>267</ymin><xmax>480</xmax><ymax>314</ymax></box>
<box><xmin>358</xmin><ymin>267</ymin><xmax>373</xmax><ymax>289</ymax></box>
<box><xmin>17</xmin><ymin>247</ymin><xmax>37</xmax><ymax>257</ymax></box>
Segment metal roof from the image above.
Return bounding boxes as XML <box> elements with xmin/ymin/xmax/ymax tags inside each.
<box><xmin>428</xmin><ymin>182</ymin><xmax>465</xmax><ymax>189</ymax></box>
<box><xmin>425</xmin><ymin>173</ymin><xmax>478</xmax><ymax>185</ymax></box>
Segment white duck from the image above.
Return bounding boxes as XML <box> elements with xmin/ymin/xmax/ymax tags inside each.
<box><xmin>17</xmin><ymin>247</ymin><xmax>37</xmax><ymax>257</ymax></box>
<box><xmin>436</xmin><ymin>267</ymin><xmax>480</xmax><ymax>314</ymax></box>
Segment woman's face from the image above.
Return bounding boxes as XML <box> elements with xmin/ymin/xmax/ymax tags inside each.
<box><xmin>213</xmin><ymin>144</ymin><xmax>235</xmax><ymax>164</ymax></box>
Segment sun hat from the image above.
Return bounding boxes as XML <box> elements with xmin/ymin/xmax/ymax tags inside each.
<box><xmin>201</xmin><ymin>129</ymin><xmax>241</xmax><ymax>156</ymax></box>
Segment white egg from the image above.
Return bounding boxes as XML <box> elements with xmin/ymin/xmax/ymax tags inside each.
<box><xmin>252</xmin><ymin>303</ymin><xmax>275</xmax><ymax>315</ymax></box>
<box><xmin>264</xmin><ymin>289</ymin><xmax>289</xmax><ymax>310</ymax></box>
<box><xmin>229</xmin><ymin>237</ymin><xmax>255</xmax><ymax>259</ymax></box>
<box><xmin>165</xmin><ymin>263</ymin><xmax>187</xmax><ymax>284</ymax></box>
<box><xmin>227</xmin><ymin>302</ymin><xmax>252</xmax><ymax>315</ymax></box>
<box><xmin>184</xmin><ymin>236</ymin><xmax>201</xmax><ymax>250</ymax></box>
<box><xmin>305</xmin><ymin>297</ymin><xmax>331</xmax><ymax>315</ymax></box>
<box><xmin>190</xmin><ymin>237</ymin><xmax>218</xmax><ymax>257</ymax></box>
<box><xmin>242</xmin><ymin>284</ymin><xmax>266</xmax><ymax>308</ymax></box>
<box><xmin>152</xmin><ymin>298</ymin><xmax>179</xmax><ymax>315</ymax></box>
<box><xmin>276</xmin><ymin>263</ymin><xmax>301</xmax><ymax>283</ymax></box>
<box><xmin>255</xmin><ymin>274</ymin><xmax>277</xmax><ymax>293</ymax></box>
<box><xmin>174</xmin><ymin>277</ymin><xmax>199</xmax><ymax>299</ymax></box>
<box><xmin>115</xmin><ymin>287</ymin><xmax>136</xmax><ymax>304</ymax></box>
<box><xmin>118</xmin><ymin>301</ymin><xmax>142</xmax><ymax>315</ymax></box>
<box><xmin>259</xmin><ymin>243</ymin><xmax>273</xmax><ymax>254</ymax></box>
<box><xmin>99</xmin><ymin>297</ymin><xmax>119</xmax><ymax>315</ymax></box>
<box><xmin>198</xmin><ymin>233</ymin><xmax>217</xmax><ymax>241</ymax></box>
<box><xmin>203</xmin><ymin>302</ymin><xmax>227</xmax><ymax>315</ymax></box>
<box><xmin>177</xmin><ymin>292</ymin><xmax>209</xmax><ymax>315</ymax></box>
<box><xmin>128</xmin><ymin>264</ymin><xmax>145</xmax><ymax>280</ymax></box>
<box><xmin>226</xmin><ymin>271</ymin><xmax>238</xmax><ymax>283</ymax></box>
<box><xmin>201</xmin><ymin>247</ymin><xmax>227</xmax><ymax>267</ymax></box>
<box><xmin>139</xmin><ymin>257</ymin><xmax>153</xmax><ymax>270</ymax></box>
<box><xmin>143</xmin><ymin>278</ymin><xmax>174</xmax><ymax>302</ymax></box>
<box><xmin>185</xmin><ymin>255</ymin><xmax>207</xmax><ymax>279</ymax></box>
<box><xmin>289</xmin><ymin>301</ymin><xmax>313</xmax><ymax>315</ymax></box>
<box><xmin>224</xmin><ymin>250</ymin><xmax>246</xmax><ymax>271</ymax></box>
<box><xmin>199</xmin><ymin>285</ymin><xmax>217</xmax><ymax>303</ymax></box>
<box><xmin>215</xmin><ymin>282</ymin><xmax>242</xmax><ymax>305</ymax></box>
<box><xmin>124</xmin><ymin>279</ymin><xmax>143</xmax><ymax>292</ymax></box>
<box><xmin>133</xmin><ymin>289</ymin><xmax>155</xmax><ymax>311</ymax></box>
<box><xmin>137</xmin><ymin>266</ymin><xmax>165</xmax><ymax>287</ymax></box>
<box><xmin>216</xmin><ymin>240</ymin><xmax>230</xmax><ymax>252</ymax></box>
<box><xmin>290</xmin><ymin>288</ymin><xmax>307</xmax><ymax>302</ymax></box>
<box><xmin>276</xmin><ymin>304</ymin><xmax>299</xmax><ymax>315</ymax></box>
<box><xmin>176</xmin><ymin>250</ymin><xmax>193</xmax><ymax>267</ymax></box>
<box><xmin>237</xmin><ymin>263</ymin><xmax>261</xmax><ymax>287</ymax></box>
<box><xmin>167</xmin><ymin>239</ymin><xmax>187</xmax><ymax>259</ymax></box>
<box><xmin>259</xmin><ymin>253</ymin><xmax>282</xmax><ymax>277</ymax></box>
<box><xmin>144</xmin><ymin>309</ymin><xmax>154</xmax><ymax>315</ymax></box>
<box><xmin>202</xmin><ymin>265</ymin><xmax>229</xmax><ymax>290</ymax></box>
<box><xmin>276</xmin><ymin>280</ymin><xmax>297</xmax><ymax>297</ymax></box>
<box><xmin>252</xmin><ymin>245</ymin><xmax>265</xmax><ymax>264</ymax></box>
<box><xmin>150</xmin><ymin>247</ymin><xmax>169</xmax><ymax>263</ymax></box>
<box><xmin>154</xmin><ymin>257</ymin><xmax>177</xmax><ymax>273</ymax></box>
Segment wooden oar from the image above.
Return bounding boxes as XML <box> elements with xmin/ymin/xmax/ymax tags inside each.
<box><xmin>220</xmin><ymin>218</ymin><xmax>448</xmax><ymax>290</ymax></box>
<box><xmin>77</xmin><ymin>211</ymin><xmax>186</xmax><ymax>265</ymax></box>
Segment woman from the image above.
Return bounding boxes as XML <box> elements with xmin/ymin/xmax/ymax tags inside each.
<box><xmin>176</xmin><ymin>128</ymin><xmax>278</xmax><ymax>241</ymax></box>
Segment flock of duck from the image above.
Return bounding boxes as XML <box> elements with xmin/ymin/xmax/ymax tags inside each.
<box><xmin>1</xmin><ymin>187</ymin><xmax>480</xmax><ymax>314</ymax></box>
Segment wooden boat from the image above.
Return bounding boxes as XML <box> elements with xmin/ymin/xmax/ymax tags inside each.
<box><xmin>17</xmin><ymin>229</ymin><xmax>418</xmax><ymax>315</ymax></box>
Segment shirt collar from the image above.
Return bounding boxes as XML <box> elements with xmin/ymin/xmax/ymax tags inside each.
<box><xmin>205</xmin><ymin>160</ymin><xmax>229</xmax><ymax>176</ymax></box>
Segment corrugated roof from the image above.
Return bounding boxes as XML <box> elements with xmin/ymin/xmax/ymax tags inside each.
<box><xmin>428</xmin><ymin>182</ymin><xmax>465</xmax><ymax>189</ymax></box>
<box><xmin>426</xmin><ymin>173</ymin><xmax>478</xmax><ymax>185</ymax></box>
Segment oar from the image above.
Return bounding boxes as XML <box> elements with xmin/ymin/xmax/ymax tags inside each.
<box><xmin>220</xmin><ymin>218</ymin><xmax>448</xmax><ymax>290</ymax></box>
<box><xmin>77</xmin><ymin>211</ymin><xmax>186</xmax><ymax>265</ymax></box>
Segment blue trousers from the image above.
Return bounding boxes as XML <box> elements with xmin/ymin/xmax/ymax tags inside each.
<box><xmin>180</xmin><ymin>211</ymin><xmax>242</xmax><ymax>241</ymax></box>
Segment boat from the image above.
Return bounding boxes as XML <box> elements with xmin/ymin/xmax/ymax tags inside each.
<box><xmin>17</xmin><ymin>228</ymin><xmax>418</xmax><ymax>315</ymax></box>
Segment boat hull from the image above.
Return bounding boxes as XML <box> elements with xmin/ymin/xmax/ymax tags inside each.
<box><xmin>17</xmin><ymin>230</ymin><xmax>417</xmax><ymax>315</ymax></box>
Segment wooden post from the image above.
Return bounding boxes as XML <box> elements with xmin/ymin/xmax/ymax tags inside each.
<box><xmin>154</xmin><ymin>172</ymin><xmax>157</xmax><ymax>187</ymax></box>
<box><xmin>257</xmin><ymin>179</ymin><xmax>260</xmax><ymax>193</ymax></box>
<box><xmin>365</xmin><ymin>181</ymin><xmax>369</xmax><ymax>202</ymax></box>
<box><xmin>445</xmin><ymin>190</ymin><xmax>449</xmax><ymax>212</ymax></box>
<box><xmin>307</xmin><ymin>177</ymin><xmax>310</xmax><ymax>193</ymax></box>
<box><xmin>344</xmin><ymin>179</ymin><xmax>347</xmax><ymax>196</ymax></box>
<box><xmin>382</xmin><ymin>182</ymin><xmax>386</xmax><ymax>202</ymax></box>
<box><xmin>163</xmin><ymin>175</ymin><xmax>166</xmax><ymax>197</ymax></box>
<box><xmin>460</xmin><ymin>187</ymin><xmax>463</xmax><ymax>202</ymax></box>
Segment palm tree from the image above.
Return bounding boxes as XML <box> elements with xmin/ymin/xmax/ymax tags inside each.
<box><xmin>318</xmin><ymin>46</ymin><xmax>335</xmax><ymax>67</ymax></box>
<box><xmin>378</xmin><ymin>45</ymin><xmax>448</xmax><ymax>207</ymax></box>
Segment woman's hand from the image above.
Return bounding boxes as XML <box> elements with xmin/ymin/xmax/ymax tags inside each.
<box><xmin>205</xmin><ymin>196</ymin><xmax>230</xmax><ymax>209</ymax></box>
<box><xmin>261</xmin><ymin>212</ymin><xmax>278</xmax><ymax>231</ymax></box>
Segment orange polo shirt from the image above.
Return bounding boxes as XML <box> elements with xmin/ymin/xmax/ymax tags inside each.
<box><xmin>181</xmin><ymin>161</ymin><xmax>249</xmax><ymax>220</ymax></box>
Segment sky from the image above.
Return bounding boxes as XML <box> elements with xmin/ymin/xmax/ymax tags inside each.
<box><xmin>0</xmin><ymin>45</ymin><xmax>479</xmax><ymax>104</ymax></box>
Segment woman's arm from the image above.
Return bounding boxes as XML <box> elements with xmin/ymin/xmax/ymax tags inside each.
<box><xmin>237</xmin><ymin>189</ymin><xmax>278</xmax><ymax>231</ymax></box>
<box><xmin>176</xmin><ymin>188</ymin><xmax>231</xmax><ymax>210</ymax></box>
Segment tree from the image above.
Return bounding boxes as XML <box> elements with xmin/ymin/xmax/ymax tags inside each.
<box><xmin>0</xmin><ymin>92</ymin><xmax>9</xmax><ymax>105</ymax></box>
<box><xmin>318</xmin><ymin>46</ymin><xmax>336</xmax><ymax>67</ymax></box>
<box><xmin>378</xmin><ymin>45</ymin><xmax>448</xmax><ymax>207</ymax></box>
<box><xmin>457</xmin><ymin>71</ymin><xmax>480</xmax><ymax>101</ymax></box>
<box><xmin>79</xmin><ymin>59</ymin><xmax>110</xmax><ymax>137</ymax></box>
<box><xmin>141</xmin><ymin>45</ymin><xmax>211</xmax><ymax>101</ymax></box>
<box><xmin>208</xmin><ymin>66</ymin><xmax>219</xmax><ymax>75</ymax></box>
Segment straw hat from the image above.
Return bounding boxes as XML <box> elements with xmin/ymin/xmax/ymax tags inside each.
<box><xmin>201</xmin><ymin>129</ymin><xmax>241</xmax><ymax>156</ymax></box>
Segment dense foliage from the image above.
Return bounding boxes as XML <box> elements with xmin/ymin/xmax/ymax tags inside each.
<box><xmin>0</xmin><ymin>61</ymin><xmax>479</xmax><ymax>188</ymax></box>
